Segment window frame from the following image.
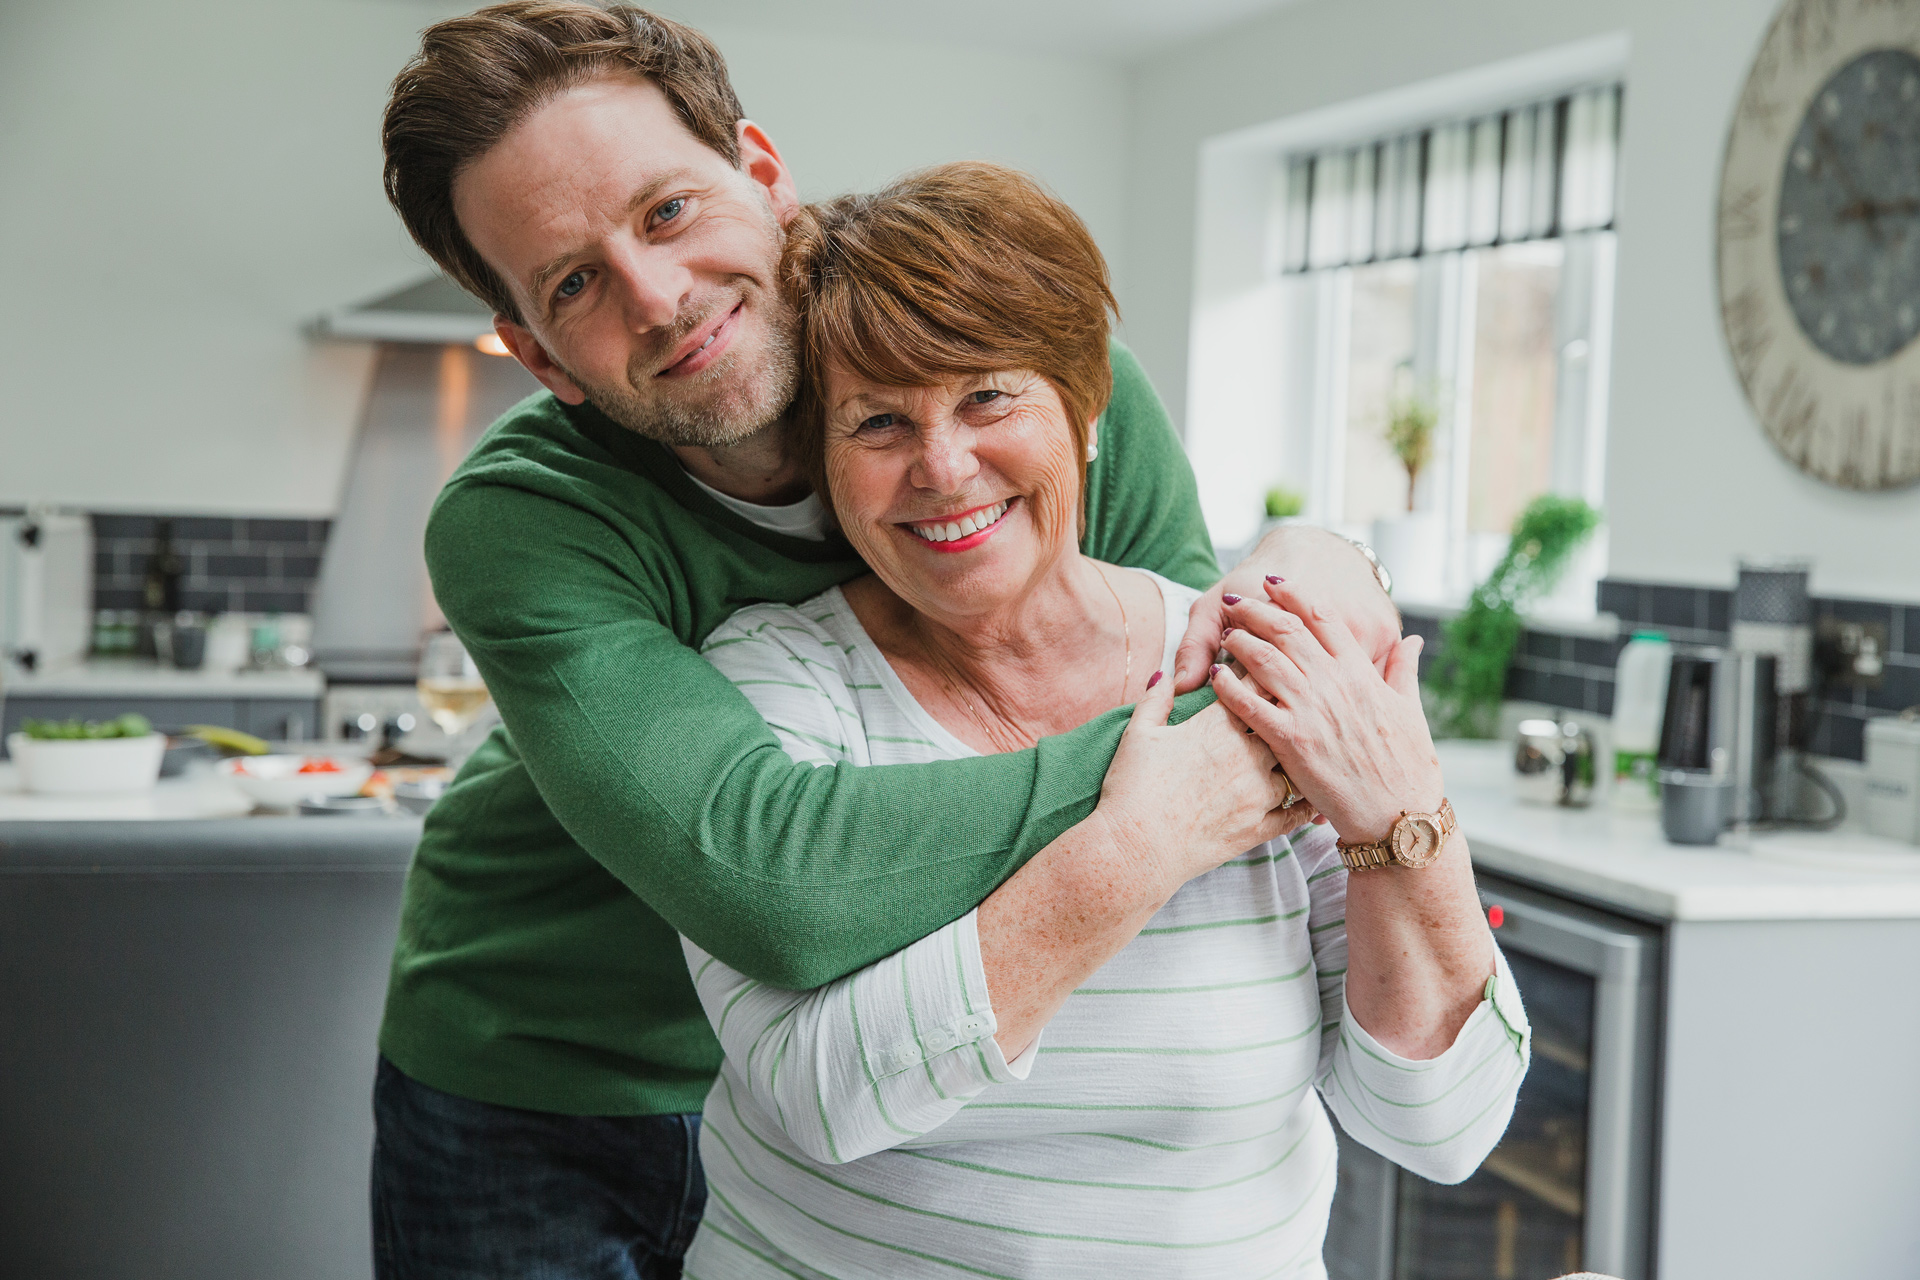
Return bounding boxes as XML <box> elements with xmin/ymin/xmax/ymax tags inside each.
<box><xmin>1293</xmin><ymin>229</ymin><xmax>1616</xmax><ymax>611</ymax></box>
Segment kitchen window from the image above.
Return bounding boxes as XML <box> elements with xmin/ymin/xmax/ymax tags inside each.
<box><xmin>1280</xmin><ymin>87</ymin><xmax>1621</xmax><ymax>611</ymax></box>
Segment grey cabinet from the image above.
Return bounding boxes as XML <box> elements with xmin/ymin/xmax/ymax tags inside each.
<box><xmin>1</xmin><ymin>696</ymin><xmax>322</xmax><ymax>750</ymax></box>
<box><xmin>0</xmin><ymin>819</ymin><xmax>416</xmax><ymax>1280</ymax></box>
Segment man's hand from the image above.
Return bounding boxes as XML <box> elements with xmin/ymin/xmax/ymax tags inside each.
<box><xmin>1172</xmin><ymin>524</ymin><xmax>1401</xmax><ymax>693</ymax></box>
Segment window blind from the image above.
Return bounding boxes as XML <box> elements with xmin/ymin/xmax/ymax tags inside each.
<box><xmin>1280</xmin><ymin>83</ymin><xmax>1621</xmax><ymax>274</ymax></box>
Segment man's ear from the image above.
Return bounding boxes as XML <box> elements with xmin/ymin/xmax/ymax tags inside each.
<box><xmin>738</xmin><ymin>119</ymin><xmax>800</xmax><ymax>227</ymax></box>
<box><xmin>494</xmin><ymin>318</ymin><xmax>587</xmax><ymax>405</ymax></box>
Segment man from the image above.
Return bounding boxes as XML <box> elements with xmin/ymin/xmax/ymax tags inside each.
<box><xmin>370</xmin><ymin>4</ymin><xmax>1400</xmax><ymax>1276</ymax></box>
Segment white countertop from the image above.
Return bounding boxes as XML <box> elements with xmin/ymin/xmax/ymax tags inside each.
<box><xmin>3</xmin><ymin>659</ymin><xmax>324</xmax><ymax>699</ymax></box>
<box><xmin>1442</xmin><ymin>740</ymin><xmax>1920</xmax><ymax>922</ymax></box>
<box><xmin>0</xmin><ymin>764</ymin><xmax>254</xmax><ymax>821</ymax></box>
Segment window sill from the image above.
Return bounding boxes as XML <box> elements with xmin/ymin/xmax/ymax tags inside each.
<box><xmin>1395</xmin><ymin>596</ymin><xmax>1621</xmax><ymax>641</ymax></box>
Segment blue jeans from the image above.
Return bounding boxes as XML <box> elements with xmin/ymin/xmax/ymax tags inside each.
<box><xmin>371</xmin><ymin>1057</ymin><xmax>707</xmax><ymax>1279</ymax></box>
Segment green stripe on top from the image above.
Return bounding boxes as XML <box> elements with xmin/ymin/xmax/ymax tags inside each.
<box><xmin>1076</xmin><ymin>958</ymin><xmax>1313</xmax><ymax>996</ymax></box>
<box><xmin>713</xmin><ymin>1077</ymin><xmax>1342</xmax><ymax>1252</ymax></box>
<box><xmin>1038</xmin><ymin>1018</ymin><xmax>1318</xmax><ymax>1057</ymax></box>
<box><xmin>1138</xmin><ymin>908</ymin><xmax>1305</xmax><ymax>936</ymax></box>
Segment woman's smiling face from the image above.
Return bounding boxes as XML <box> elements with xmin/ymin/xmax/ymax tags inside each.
<box><xmin>822</xmin><ymin>367</ymin><xmax>1088</xmax><ymax>625</ymax></box>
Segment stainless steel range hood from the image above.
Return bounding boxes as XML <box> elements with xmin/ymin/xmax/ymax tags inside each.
<box><xmin>311</xmin><ymin>274</ymin><xmax>497</xmax><ymax>345</ymax></box>
<box><xmin>308</xmin><ymin>276</ymin><xmax>539</xmax><ymax>682</ymax></box>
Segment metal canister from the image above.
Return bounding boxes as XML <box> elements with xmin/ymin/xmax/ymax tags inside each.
<box><xmin>1514</xmin><ymin>719</ymin><xmax>1596</xmax><ymax>808</ymax></box>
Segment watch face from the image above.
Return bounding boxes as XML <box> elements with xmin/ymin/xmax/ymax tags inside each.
<box><xmin>1391</xmin><ymin>813</ymin><xmax>1445</xmax><ymax>867</ymax></box>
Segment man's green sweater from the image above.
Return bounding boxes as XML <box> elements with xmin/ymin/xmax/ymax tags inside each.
<box><xmin>379</xmin><ymin>342</ymin><xmax>1218</xmax><ymax>1116</ymax></box>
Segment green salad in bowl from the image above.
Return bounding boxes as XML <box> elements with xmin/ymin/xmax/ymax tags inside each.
<box><xmin>8</xmin><ymin>714</ymin><xmax>166</xmax><ymax>794</ymax></box>
<box><xmin>21</xmin><ymin>714</ymin><xmax>153</xmax><ymax>741</ymax></box>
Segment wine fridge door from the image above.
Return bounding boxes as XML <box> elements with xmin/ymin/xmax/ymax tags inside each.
<box><xmin>1323</xmin><ymin>876</ymin><xmax>1660</xmax><ymax>1280</ymax></box>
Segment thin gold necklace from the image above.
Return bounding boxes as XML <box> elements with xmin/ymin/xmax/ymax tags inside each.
<box><xmin>935</xmin><ymin>566</ymin><xmax>1131</xmax><ymax>751</ymax></box>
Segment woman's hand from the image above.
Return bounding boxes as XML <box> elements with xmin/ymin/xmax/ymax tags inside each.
<box><xmin>1171</xmin><ymin>525</ymin><xmax>1401</xmax><ymax>693</ymax></box>
<box><xmin>977</xmin><ymin>667</ymin><xmax>1312</xmax><ymax>1058</ymax></box>
<box><xmin>1094</xmin><ymin>668</ymin><xmax>1314</xmax><ymax>895</ymax></box>
<box><xmin>1210</xmin><ymin>576</ymin><xmax>1494</xmax><ymax>1062</ymax></box>
<box><xmin>1209</xmin><ymin>577</ymin><xmax>1437</xmax><ymax>843</ymax></box>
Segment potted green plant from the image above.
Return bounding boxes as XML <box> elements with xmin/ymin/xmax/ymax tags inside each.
<box><xmin>1370</xmin><ymin>387</ymin><xmax>1446</xmax><ymax>601</ymax></box>
<box><xmin>1263</xmin><ymin>486</ymin><xmax>1305</xmax><ymax>520</ymax></box>
<box><xmin>1423</xmin><ymin>494</ymin><xmax>1603</xmax><ymax>738</ymax></box>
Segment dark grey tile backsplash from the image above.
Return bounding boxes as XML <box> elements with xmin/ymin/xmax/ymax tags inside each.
<box><xmin>1409</xmin><ymin>577</ymin><xmax>1920</xmax><ymax>763</ymax></box>
<box><xmin>91</xmin><ymin>514</ymin><xmax>331</xmax><ymax>616</ymax></box>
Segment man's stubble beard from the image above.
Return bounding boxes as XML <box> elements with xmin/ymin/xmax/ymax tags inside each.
<box><xmin>552</xmin><ymin>198</ymin><xmax>800</xmax><ymax>449</ymax></box>
<box><xmin>557</xmin><ymin>288</ymin><xmax>800</xmax><ymax>448</ymax></box>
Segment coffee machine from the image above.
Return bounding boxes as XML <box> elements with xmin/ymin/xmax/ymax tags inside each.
<box><xmin>1655</xmin><ymin>560</ymin><xmax>1838</xmax><ymax>841</ymax></box>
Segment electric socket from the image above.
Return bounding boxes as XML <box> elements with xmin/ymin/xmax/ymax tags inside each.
<box><xmin>1815</xmin><ymin>617</ymin><xmax>1888</xmax><ymax>691</ymax></box>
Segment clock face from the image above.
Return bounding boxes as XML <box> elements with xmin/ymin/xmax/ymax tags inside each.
<box><xmin>1776</xmin><ymin>49</ymin><xmax>1920</xmax><ymax>365</ymax></box>
<box><xmin>1718</xmin><ymin>0</ymin><xmax>1920</xmax><ymax>489</ymax></box>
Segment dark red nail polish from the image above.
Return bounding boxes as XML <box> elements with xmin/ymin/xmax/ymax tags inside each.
<box><xmin>1266</xmin><ymin>575</ymin><xmax>1284</xmax><ymax>584</ymax></box>
<box><xmin>1222</xmin><ymin>593</ymin><xmax>1242</xmax><ymax>605</ymax></box>
<box><xmin>1223</xmin><ymin>626</ymin><xmax>1237</xmax><ymax>638</ymax></box>
<box><xmin>1210</xmin><ymin>663</ymin><xmax>1226</xmax><ymax>678</ymax></box>
<box><xmin>1146</xmin><ymin>670</ymin><xmax>1163</xmax><ymax>689</ymax></box>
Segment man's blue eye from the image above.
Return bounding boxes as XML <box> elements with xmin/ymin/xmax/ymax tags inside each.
<box><xmin>657</xmin><ymin>197</ymin><xmax>686</xmax><ymax>224</ymax></box>
<box><xmin>556</xmin><ymin>272</ymin><xmax>587</xmax><ymax>299</ymax></box>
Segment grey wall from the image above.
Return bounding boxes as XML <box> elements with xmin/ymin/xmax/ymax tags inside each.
<box><xmin>0</xmin><ymin>0</ymin><xmax>1130</xmax><ymax>518</ymax></box>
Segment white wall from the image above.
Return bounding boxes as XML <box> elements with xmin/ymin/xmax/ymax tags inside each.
<box><xmin>0</xmin><ymin>0</ymin><xmax>1127</xmax><ymax>517</ymax></box>
<box><xmin>1122</xmin><ymin>0</ymin><xmax>1920</xmax><ymax>603</ymax></box>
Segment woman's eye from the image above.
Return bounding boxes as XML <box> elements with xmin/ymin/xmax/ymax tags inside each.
<box><xmin>969</xmin><ymin>389</ymin><xmax>1003</xmax><ymax>405</ymax></box>
<box><xmin>556</xmin><ymin>271</ymin><xmax>587</xmax><ymax>300</ymax></box>
<box><xmin>655</xmin><ymin>197</ymin><xmax>687</xmax><ymax>226</ymax></box>
<box><xmin>857</xmin><ymin>413</ymin><xmax>897</xmax><ymax>432</ymax></box>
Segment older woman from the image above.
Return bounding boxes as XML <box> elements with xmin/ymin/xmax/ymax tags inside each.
<box><xmin>680</xmin><ymin>164</ymin><xmax>1529</xmax><ymax>1280</ymax></box>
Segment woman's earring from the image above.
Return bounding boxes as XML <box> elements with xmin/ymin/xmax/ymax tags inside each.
<box><xmin>1086</xmin><ymin>439</ymin><xmax>1099</xmax><ymax>462</ymax></box>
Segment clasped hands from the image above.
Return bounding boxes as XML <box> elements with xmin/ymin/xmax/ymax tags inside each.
<box><xmin>1196</xmin><ymin>575</ymin><xmax>1443</xmax><ymax>848</ymax></box>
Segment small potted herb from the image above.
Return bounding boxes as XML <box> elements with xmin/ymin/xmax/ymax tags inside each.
<box><xmin>1370</xmin><ymin>387</ymin><xmax>1446</xmax><ymax>600</ymax></box>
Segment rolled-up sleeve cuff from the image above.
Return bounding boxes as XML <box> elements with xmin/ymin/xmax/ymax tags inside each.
<box><xmin>1341</xmin><ymin>940</ymin><xmax>1532</xmax><ymax>1087</ymax></box>
<box><xmin>861</xmin><ymin>909</ymin><xmax>1037</xmax><ymax>1096</ymax></box>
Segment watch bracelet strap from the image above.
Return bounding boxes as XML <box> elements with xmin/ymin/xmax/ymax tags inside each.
<box><xmin>1336</xmin><ymin>798</ymin><xmax>1456</xmax><ymax>870</ymax></box>
<box><xmin>1337</xmin><ymin>533</ymin><xmax>1393</xmax><ymax>596</ymax></box>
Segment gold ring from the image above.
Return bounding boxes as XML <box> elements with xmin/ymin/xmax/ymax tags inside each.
<box><xmin>1276</xmin><ymin>770</ymin><xmax>1303</xmax><ymax>809</ymax></box>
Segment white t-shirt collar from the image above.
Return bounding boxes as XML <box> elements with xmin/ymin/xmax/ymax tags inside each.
<box><xmin>682</xmin><ymin>467</ymin><xmax>829</xmax><ymax>542</ymax></box>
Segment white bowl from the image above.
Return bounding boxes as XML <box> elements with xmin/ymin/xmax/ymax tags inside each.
<box><xmin>7</xmin><ymin>732</ymin><xmax>168</xmax><ymax>794</ymax></box>
<box><xmin>220</xmin><ymin>754</ymin><xmax>374</xmax><ymax>811</ymax></box>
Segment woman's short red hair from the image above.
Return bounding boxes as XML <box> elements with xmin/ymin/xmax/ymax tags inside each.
<box><xmin>780</xmin><ymin>163</ymin><xmax>1117</xmax><ymax>530</ymax></box>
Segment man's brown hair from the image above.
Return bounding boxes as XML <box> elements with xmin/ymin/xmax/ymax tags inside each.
<box><xmin>383</xmin><ymin>1</ymin><xmax>742</xmax><ymax>322</ymax></box>
<box><xmin>780</xmin><ymin>163</ymin><xmax>1117</xmax><ymax>532</ymax></box>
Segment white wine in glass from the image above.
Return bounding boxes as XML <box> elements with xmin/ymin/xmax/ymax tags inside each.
<box><xmin>418</xmin><ymin>630</ymin><xmax>491</xmax><ymax>738</ymax></box>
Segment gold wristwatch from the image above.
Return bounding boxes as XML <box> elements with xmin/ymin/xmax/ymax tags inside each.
<box><xmin>1337</xmin><ymin>799</ymin><xmax>1457</xmax><ymax>870</ymax></box>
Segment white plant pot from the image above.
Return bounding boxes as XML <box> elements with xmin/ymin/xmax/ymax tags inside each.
<box><xmin>7</xmin><ymin>733</ymin><xmax>167</xmax><ymax>794</ymax></box>
<box><xmin>1371</xmin><ymin>514</ymin><xmax>1447</xmax><ymax>604</ymax></box>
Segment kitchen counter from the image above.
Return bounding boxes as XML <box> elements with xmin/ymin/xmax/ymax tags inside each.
<box><xmin>1441</xmin><ymin>739</ymin><xmax>1920</xmax><ymax>921</ymax></box>
<box><xmin>2</xmin><ymin>657</ymin><xmax>324</xmax><ymax>699</ymax></box>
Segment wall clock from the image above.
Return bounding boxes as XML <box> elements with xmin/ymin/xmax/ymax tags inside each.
<box><xmin>1718</xmin><ymin>0</ymin><xmax>1920</xmax><ymax>489</ymax></box>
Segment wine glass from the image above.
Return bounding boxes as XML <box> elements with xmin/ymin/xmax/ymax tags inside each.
<box><xmin>417</xmin><ymin>630</ymin><xmax>491</xmax><ymax>760</ymax></box>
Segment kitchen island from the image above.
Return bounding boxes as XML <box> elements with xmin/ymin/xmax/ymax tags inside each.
<box><xmin>0</xmin><ymin>798</ymin><xmax>418</xmax><ymax>1280</ymax></box>
<box><xmin>6</xmin><ymin>745</ymin><xmax>1919</xmax><ymax>1280</ymax></box>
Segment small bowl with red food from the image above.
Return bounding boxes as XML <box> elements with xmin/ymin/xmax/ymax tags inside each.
<box><xmin>220</xmin><ymin>754</ymin><xmax>375</xmax><ymax>812</ymax></box>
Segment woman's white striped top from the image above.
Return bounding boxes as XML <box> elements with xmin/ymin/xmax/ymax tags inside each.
<box><xmin>683</xmin><ymin>571</ymin><xmax>1530</xmax><ymax>1280</ymax></box>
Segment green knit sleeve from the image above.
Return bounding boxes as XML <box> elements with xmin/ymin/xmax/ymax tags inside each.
<box><xmin>1081</xmin><ymin>339</ymin><xmax>1219</xmax><ymax>591</ymax></box>
<box><xmin>427</xmin><ymin>477</ymin><xmax>1213</xmax><ymax>991</ymax></box>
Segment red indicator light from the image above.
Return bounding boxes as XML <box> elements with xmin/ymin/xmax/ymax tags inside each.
<box><xmin>1488</xmin><ymin>905</ymin><xmax>1504</xmax><ymax>929</ymax></box>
